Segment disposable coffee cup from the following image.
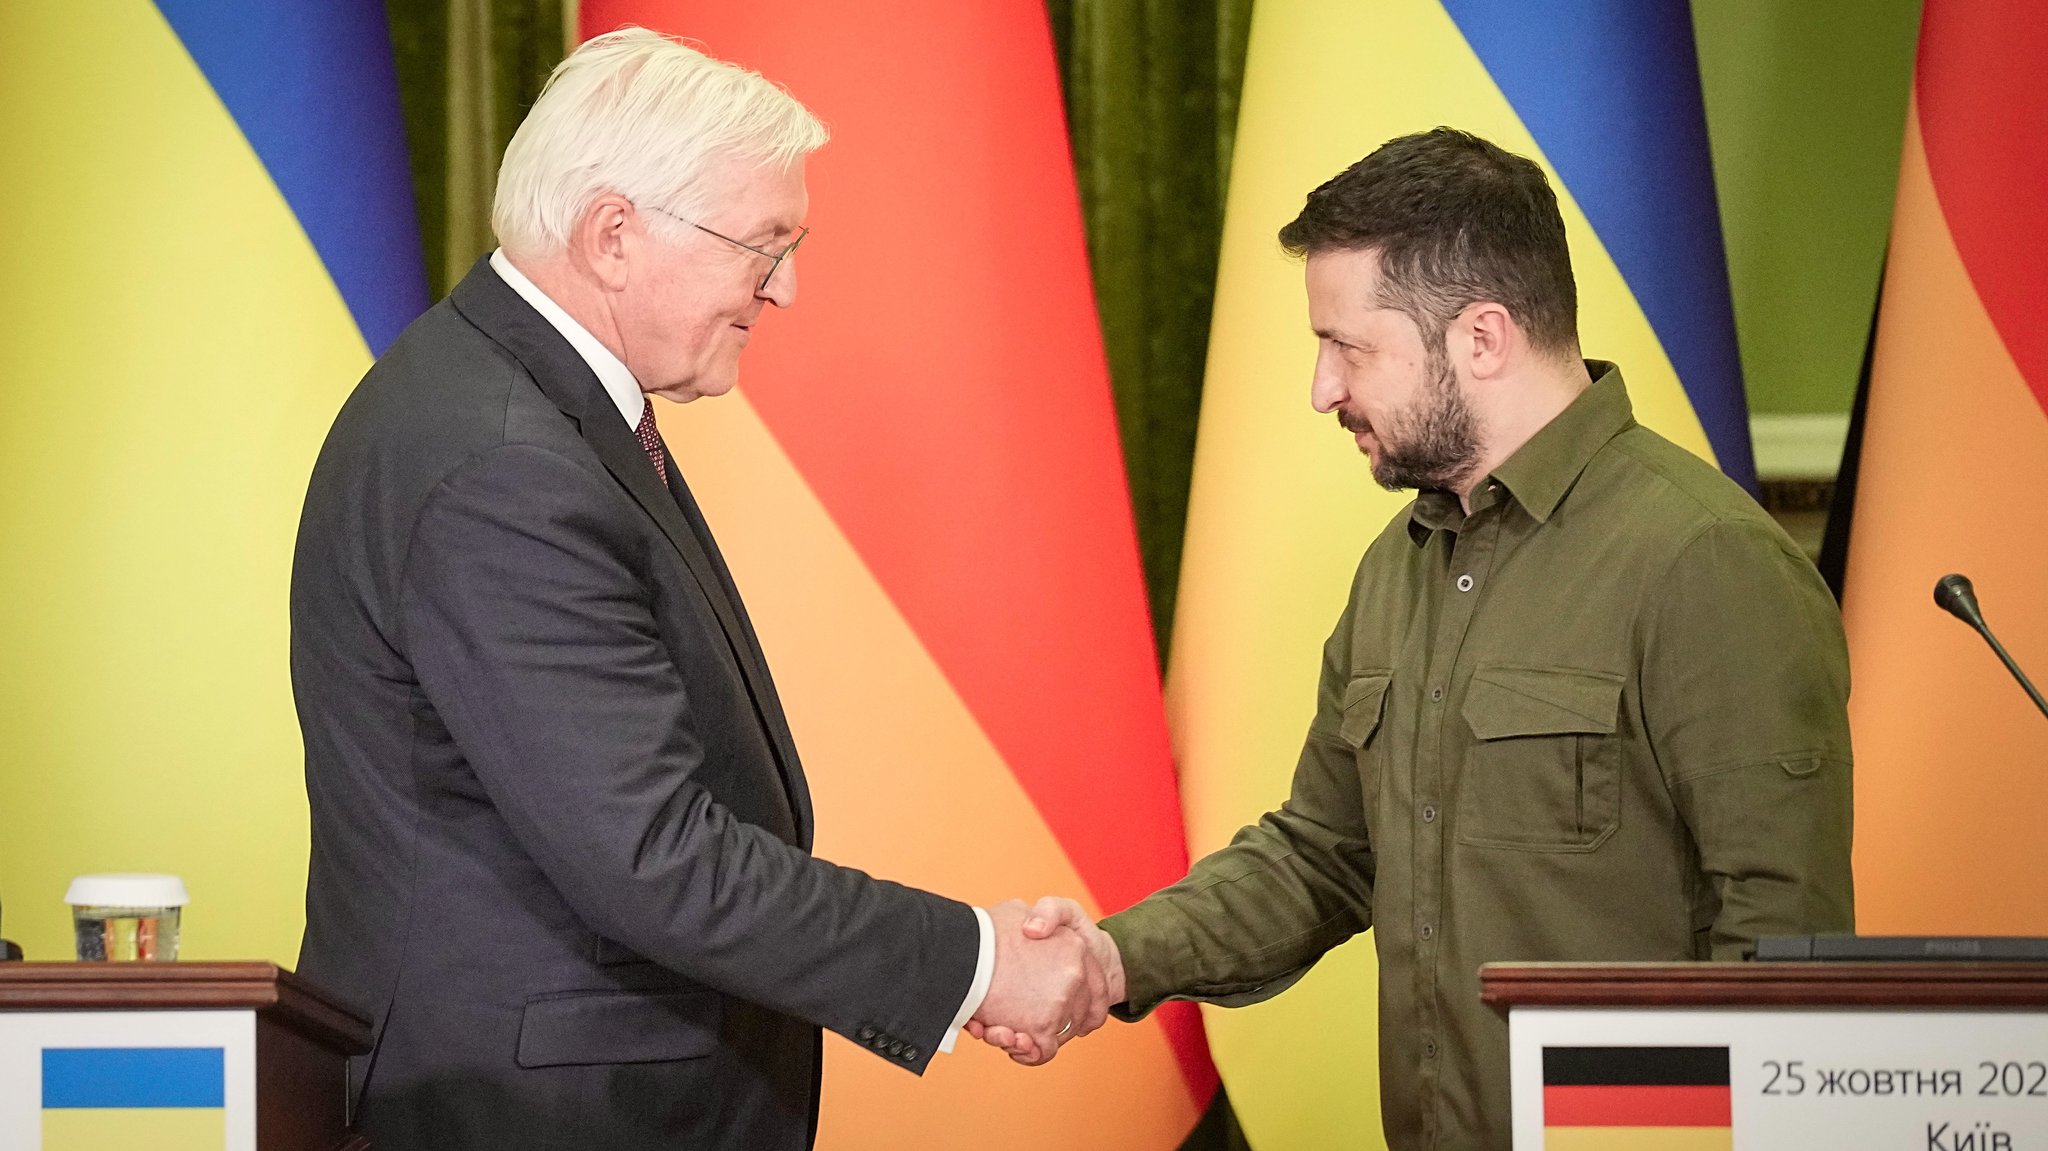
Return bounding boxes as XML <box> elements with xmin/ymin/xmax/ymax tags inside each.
<box><xmin>66</xmin><ymin>874</ymin><xmax>188</xmax><ymax>962</ymax></box>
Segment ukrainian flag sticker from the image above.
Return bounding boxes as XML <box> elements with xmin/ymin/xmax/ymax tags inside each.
<box><xmin>41</xmin><ymin>1047</ymin><xmax>226</xmax><ymax>1151</ymax></box>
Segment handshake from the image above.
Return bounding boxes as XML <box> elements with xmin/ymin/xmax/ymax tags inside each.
<box><xmin>967</xmin><ymin>897</ymin><xmax>1121</xmax><ymax>1065</ymax></box>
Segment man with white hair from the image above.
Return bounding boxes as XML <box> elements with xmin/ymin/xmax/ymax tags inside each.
<box><xmin>291</xmin><ymin>28</ymin><xmax>1105</xmax><ymax>1150</ymax></box>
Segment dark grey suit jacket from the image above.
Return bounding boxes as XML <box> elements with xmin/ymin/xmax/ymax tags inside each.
<box><xmin>291</xmin><ymin>259</ymin><xmax>978</xmax><ymax>1150</ymax></box>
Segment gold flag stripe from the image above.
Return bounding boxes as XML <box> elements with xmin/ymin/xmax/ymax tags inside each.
<box><xmin>1545</xmin><ymin>1124</ymin><xmax>1733</xmax><ymax>1151</ymax></box>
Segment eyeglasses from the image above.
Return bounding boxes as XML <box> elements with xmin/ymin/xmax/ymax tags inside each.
<box><xmin>642</xmin><ymin>204</ymin><xmax>808</xmax><ymax>293</ymax></box>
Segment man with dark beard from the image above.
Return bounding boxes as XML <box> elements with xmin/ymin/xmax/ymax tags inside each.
<box><xmin>976</xmin><ymin>128</ymin><xmax>1855</xmax><ymax>1149</ymax></box>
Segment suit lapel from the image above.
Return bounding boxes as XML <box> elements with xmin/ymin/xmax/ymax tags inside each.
<box><xmin>661</xmin><ymin>455</ymin><xmax>815</xmax><ymax>845</ymax></box>
<box><xmin>447</xmin><ymin>259</ymin><xmax>810</xmax><ymax>844</ymax></box>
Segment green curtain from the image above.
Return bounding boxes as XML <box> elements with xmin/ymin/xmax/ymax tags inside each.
<box><xmin>1048</xmin><ymin>0</ymin><xmax>1254</xmax><ymax>661</ymax></box>
<box><xmin>385</xmin><ymin>0</ymin><xmax>566</xmax><ymax>300</ymax></box>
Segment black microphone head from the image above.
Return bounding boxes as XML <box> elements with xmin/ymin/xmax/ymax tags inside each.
<box><xmin>1934</xmin><ymin>573</ymin><xmax>1985</xmax><ymax>629</ymax></box>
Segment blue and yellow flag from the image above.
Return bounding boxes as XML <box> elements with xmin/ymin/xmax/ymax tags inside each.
<box><xmin>1167</xmin><ymin>3</ymin><xmax>1748</xmax><ymax>1147</ymax></box>
<box><xmin>42</xmin><ymin>1047</ymin><xmax>227</xmax><ymax>1150</ymax></box>
<box><xmin>1441</xmin><ymin>0</ymin><xmax>1752</xmax><ymax>486</ymax></box>
<box><xmin>0</xmin><ymin>2</ymin><xmax>425</xmax><ymax>963</ymax></box>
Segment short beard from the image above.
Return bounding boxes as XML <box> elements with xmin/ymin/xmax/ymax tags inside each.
<box><xmin>1359</xmin><ymin>342</ymin><xmax>1481</xmax><ymax>493</ymax></box>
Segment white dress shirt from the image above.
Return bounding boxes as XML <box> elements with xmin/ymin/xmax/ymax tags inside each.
<box><xmin>487</xmin><ymin>250</ymin><xmax>994</xmax><ymax>1053</ymax></box>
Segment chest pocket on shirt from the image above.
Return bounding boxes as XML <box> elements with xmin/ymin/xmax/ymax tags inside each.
<box><xmin>1456</xmin><ymin>665</ymin><xmax>1624</xmax><ymax>852</ymax></box>
<box><xmin>1340</xmin><ymin>671</ymin><xmax>1392</xmax><ymax>808</ymax></box>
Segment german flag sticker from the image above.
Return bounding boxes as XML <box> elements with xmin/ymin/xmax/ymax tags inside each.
<box><xmin>1542</xmin><ymin>1046</ymin><xmax>1732</xmax><ymax>1149</ymax></box>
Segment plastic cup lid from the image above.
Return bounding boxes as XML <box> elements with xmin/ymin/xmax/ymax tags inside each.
<box><xmin>64</xmin><ymin>874</ymin><xmax>190</xmax><ymax>909</ymax></box>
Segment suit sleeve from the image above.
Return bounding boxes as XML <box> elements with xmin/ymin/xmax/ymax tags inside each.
<box><xmin>1101</xmin><ymin>576</ymin><xmax>1376</xmax><ymax>1018</ymax></box>
<box><xmin>1640</xmin><ymin>518</ymin><xmax>1856</xmax><ymax>958</ymax></box>
<box><xmin>397</xmin><ymin>443</ymin><xmax>977</xmax><ymax>1071</ymax></box>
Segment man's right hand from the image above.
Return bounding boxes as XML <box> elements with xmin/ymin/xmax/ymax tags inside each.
<box><xmin>968</xmin><ymin>897</ymin><xmax>1125</xmax><ymax>1065</ymax></box>
<box><xmin>969</xmin><ymin>899</ymin><xmax>1112</xmax><ymax>1065</ymax></box>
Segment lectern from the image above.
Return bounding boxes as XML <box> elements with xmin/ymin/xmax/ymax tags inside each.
<box><xmin>0</xmin><ymin>962</ymin><xmax>370</xmax><ymax>1151</ymax></box>
<box><xmin>1482</xmin><ymin>962</ymin><xmax>2048</xmax><ymax>1149</ymax></box>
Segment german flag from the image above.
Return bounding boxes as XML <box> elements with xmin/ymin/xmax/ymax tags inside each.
<box><xmin>1841</xmin><ymin>0</ymin><xmax>2048</xmax><ymax>936</ymax></box>
<box><xmin>1543</xmin><ymin>1046</ymin><xmax>1732</xmax><ymax>1150</ymax></box>
<box><xmin>570</xmin><ymin>4</ymin><xmax>1217</xmax><ymax>1148</ymax></box>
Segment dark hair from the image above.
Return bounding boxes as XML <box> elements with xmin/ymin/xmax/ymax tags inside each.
<box><xmin>1278</xmin><ymin>127</ymin><xmax>1578</xmax><ymax>354</ymax></box>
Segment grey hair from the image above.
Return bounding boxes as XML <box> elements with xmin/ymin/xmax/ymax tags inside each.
<box><xmin>491</xmin><ymin>26</ymin><xmax>827</xmax><ymax>256</ymax></box>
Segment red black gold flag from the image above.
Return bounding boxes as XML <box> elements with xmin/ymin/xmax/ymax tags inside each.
<box><xmin>1543</xmin><ymin>1046</ymin><xmax>1732</xmax><ymax>1150</ymax></box>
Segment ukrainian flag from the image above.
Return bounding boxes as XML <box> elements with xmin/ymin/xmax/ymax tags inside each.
<box><xmin>41</xmin><ymin>1047</ymin><xmax>226</xmax><ymax>1150</ymax></box>
<box><xmin>0</xmin><ymin>2</ymin><xmax>425</xmax><ymax>963</ymax></box>
<box><xmin>1170</xmin><ymin>2</ymin><xmax>1748</xmax><ymax>1146</ymax></box>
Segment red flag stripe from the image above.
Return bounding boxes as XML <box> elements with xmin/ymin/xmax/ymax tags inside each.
<box><xmin>1543</xmin><ymin>1085</ymin><xmax>1732</xmax><ymax>1127</ymax></box>
<box><xmin>1915</xmin><ymin>0</ymin><xmax>2048</xmax><ymax>413</ymax></box>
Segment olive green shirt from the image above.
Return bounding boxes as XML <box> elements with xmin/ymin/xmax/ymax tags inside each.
<box><xmin>1103</xmin><ymin>364</ymin><xmax>1853</xmax><ymax>1150</ymax></box>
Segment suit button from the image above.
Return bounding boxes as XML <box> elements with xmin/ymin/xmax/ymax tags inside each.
<box><xmin>905</xmin><ymin>1047</ymin><xmax>921</xmax><ymax>1061</ymax></box>
<box><xmin>888</xmin><ymin>1041</ymin><xmax>906</xmax><ymax>1057</ymax></box>
<box><xmin>857</xmin><ymin>1026</ymin><xmax>876</xmax><ymax>1042</ymax></box>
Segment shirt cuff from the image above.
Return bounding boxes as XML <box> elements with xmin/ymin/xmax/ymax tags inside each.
<box><xmin>937</xmin><ymin>905</ymin><xmax>995</xmax><ymax>1055</ymax></box>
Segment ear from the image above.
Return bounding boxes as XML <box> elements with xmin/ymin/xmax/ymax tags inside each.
<box><xmin>1460</xmin><ymin>301</ymin><xmax>1515</xmax><ymax>380</ymax></box>
<box><xmin>570</xmin><ymin>193</ymin><xmax>637</xmax><ymax>292</ymax></box>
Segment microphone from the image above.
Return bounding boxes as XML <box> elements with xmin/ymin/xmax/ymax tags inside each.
<box><xmin>1933</xmin><ymin>573</ymin><xmax>2048</xmax><ymax>721</ymax></box>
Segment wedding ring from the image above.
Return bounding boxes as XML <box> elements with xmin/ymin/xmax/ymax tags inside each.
<box><xmin>1056</xmin><ymin>1020</ymin><xmax>1072</xmax><ymax>1037</ymax></box>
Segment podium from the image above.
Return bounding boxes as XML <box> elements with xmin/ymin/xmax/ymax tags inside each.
<box><xmin>1482</xmin><ymin>962</ymin><xmax>2048</xmax><ymax>1149</ymax></box>
<box><xmin>0</xmin><ymin>962</ymin><xmax>370</xmax><ymax>1151</ymax></box>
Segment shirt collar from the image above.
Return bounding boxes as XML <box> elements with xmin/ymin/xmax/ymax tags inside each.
<box><xmin>488</xmin><ymin>249</ymin><xmax>645</xmax><ymax>430</ymax></box>
<box><xmin>1406</xmin><ymin>360</ymin><xmax>1635</xmax><ymax>545</ymax></box>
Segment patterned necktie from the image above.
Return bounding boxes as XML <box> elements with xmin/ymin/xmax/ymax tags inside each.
<box><xmin>634</xmin><ymin>400</ymin><xmax>670</xmax><ymax>489</ymax></box>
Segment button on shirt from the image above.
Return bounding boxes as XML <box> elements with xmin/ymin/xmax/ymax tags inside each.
<box><xmin>1101</xmin><ymin>363</ymin><xmax>1854</xmax><ymax>1149</ymax></box>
